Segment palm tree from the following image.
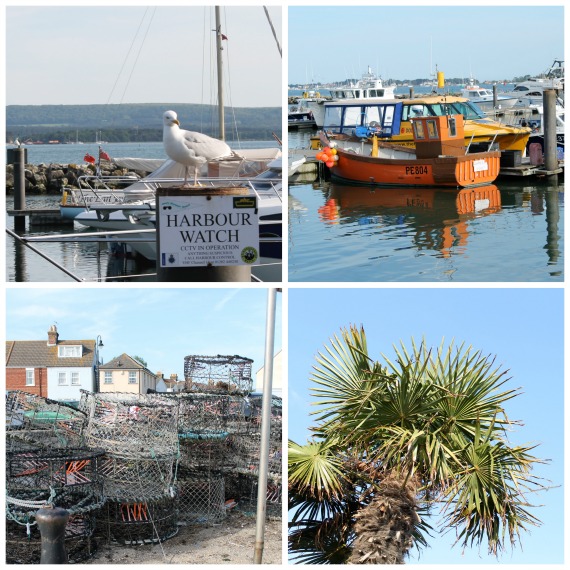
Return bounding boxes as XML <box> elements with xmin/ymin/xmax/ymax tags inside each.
<box><xmin>288</xmin><ymin>325</ymin><xmax>546</xmax><ymax>564</ymax></box>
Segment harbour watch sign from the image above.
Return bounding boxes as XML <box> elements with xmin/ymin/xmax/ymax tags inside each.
<box><xmin>157</xmin><ymin>189</ymin><xmax>259</xmax><ymax>268</ymax></box>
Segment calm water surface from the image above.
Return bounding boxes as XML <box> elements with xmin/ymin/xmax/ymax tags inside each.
<box><xmin>288</xmin><ymin>128</ymin><xmax>563</xmax><ymax>282</ymax></box>
<box><xmin>289</xmin><ymin>179</ymin><xmax>563</xmax><ymax>282</ymax></box>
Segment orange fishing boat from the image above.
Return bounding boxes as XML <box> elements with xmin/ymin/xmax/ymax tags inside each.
<box><xmin>319</xmin><ymin>114</ymin><xmax>501</xmax><ymax>188</ymax></box>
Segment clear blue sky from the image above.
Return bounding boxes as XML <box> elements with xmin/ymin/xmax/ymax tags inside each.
<box><xmin>288</xmin><ymin>287</ymin><xmax>564</xmax><ymax>564</ymax></box>
<box><xmin>6</xmin><ymin>287</ymin><xmax>282</xmax><ymax>386</ymax></box>
<box><xmin>6</xmin><ymin>6</ymin><xmax>282</xmax><ymax>107</ymax></box>
<box><xmin>289</xmin><ymin>5</ymin><xmax>564</xmax><ymax>84</ymax></box>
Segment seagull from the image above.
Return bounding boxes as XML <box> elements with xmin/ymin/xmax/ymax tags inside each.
<box><xmin>162</xmin><ymin>110</ymin><xmax>232</xmax><ymax>186</ymax></box>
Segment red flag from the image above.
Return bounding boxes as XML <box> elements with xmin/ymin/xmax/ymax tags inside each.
<box><xmin>84</xmin><ymin>153</ymin><xmax>96</xmax><ymax>164</ymax></box>
<box><xmin>99</xmin><ymin>149</ymin><xmax>111</xmax><ymax>161</ymax></box>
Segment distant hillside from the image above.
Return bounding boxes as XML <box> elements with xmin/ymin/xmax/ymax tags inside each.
<box><xmin>6</xmin><ymin>103</ymin><xmax>282</xmax><ymax>143</ymax></box>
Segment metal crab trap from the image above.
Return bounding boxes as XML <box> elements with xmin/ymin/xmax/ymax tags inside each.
<box><xmin>6</xmin><ymin>391</ymin><xmax>88</xmax><ymax>452</ymax></box>
<box><xmin>184</xmin><ymin>355</ymin><xmax>254</xmax><ymax>394</ymax></box>
<box><xmin>81</xmin><ymin>391</ymin><xmax>180</xmax><ymax>460</ymax></box>
<box><xmin>79</xmin><ymin>392</ymin><xmax>181</xmax><ymax>546</ymax></box>
<box><xmin>6</xmin><ymin>447</ymin><xmax>106</xmax><ymax>564</ymax></box>
<box><xmin>176</xmin><ymin>469</ymin><xmax>226</xmax><ymax>524</ymax></box>
<box><xmin>97</xmin><ymin>495</ymin><xmax>179</xmax><ymax>546</ymax></box>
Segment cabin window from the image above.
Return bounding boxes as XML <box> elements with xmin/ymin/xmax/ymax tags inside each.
<box><xmin>448</xmin><ymin>117</ymin><xmax>457</xmax><ymax>137</ymax></box>
<box><xmin>58</xmin><ymin>345</ymin><xmax>82</xmax><ymax>358</ymax></box>
<box><xmin>413</xmin><ymin>121</ymin><xmax>426</xmax><ymax>139</ymax></box>
<box><xmin>104</xmin><ymin>372</ymin><xmax>113</xmax><ymax>384</ymax></box>
<box><xmin>26</xmin><ymin>368</ymin><xmax>35</xmax><ymax>386</ymax></box>
<box><xmin>383</xmin><ymin>106</ymin><xmax>395</xmax><ymax>126</ymax></box>
<box><xmin>324</xmin><ymin>106</ymin><xmax>343</xmax><ymax>128</ymax></box>
<box><xmin>71</xmin><ymin>372</ymin><xmax>80</xmax><ymax>386</ymax></box>
<box><xmin>427</xmin><ymin>120</ymin><xmax>438</xmax><ymax>139</ymax></box>
<box><xmin>58</xmin><ymin>372</ymin><xmax>68</xmax><ymax>386</ymax></box>
<box><xmin>365</xmin><ymin>107</ymin><xmax>381</xmax><ymax>126</ymax></box>
<box><xmin>344</xmin><ymin>107</ymin><xmax>363</xmax><ymax>128</ymax></box>
<box><xmin>129</xmin><ymin>371</ymin><xmax>137</xmax><ymax>384</ymax></box>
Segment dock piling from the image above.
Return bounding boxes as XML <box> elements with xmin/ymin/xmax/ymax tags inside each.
<box><xmin>543</xmin><ymin>89</ymin><xmax>558</xmax><ymax>184</ymax></box>
<box><xmin>7</xmin><ymin>147</ymin><xmax>27</xmax><ymax>231</ymax></box>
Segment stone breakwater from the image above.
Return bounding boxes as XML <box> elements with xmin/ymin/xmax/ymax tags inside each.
<box><xmin>5</xmin><ymin>162</ymin><xmax>153</xmax><ymax>194</ymax></box>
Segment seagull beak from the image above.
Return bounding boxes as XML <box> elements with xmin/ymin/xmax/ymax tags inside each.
<box><xmin>173</xmin><ymin>119</ymin><xmax>180</xmax><ymax>126</ymax></box>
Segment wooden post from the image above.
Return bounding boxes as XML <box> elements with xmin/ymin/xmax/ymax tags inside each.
<box><xmin>7</xmin><ymin>147</ymin><xmax>27</xmax><ymax>231</ymax></box>
<box><xmin>543</xmin><ymin>89</ymin><xmax>558</xmax><ymax>183</ymax></box>
<box><xmin>36</xmin><ymin>506</ymin><xmax>69</xmax><ymax>564</ymax></box>
<box><xmin>156</xmin><ymin>186</ymin><xmax>255</xmax><ymax>282</ymax></box>
<box><xmin>409</xmin><ymin>86</ymin><xmax>414</xmax><ymax>99</ymax></box>
<box><xmin>493</xmin><ymin>84</ymin><xmax>498</xmax><ymax>109</ymax></box>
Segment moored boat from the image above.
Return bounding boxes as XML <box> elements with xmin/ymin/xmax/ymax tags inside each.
<box><xmin>320</xmin><ymin>114</ymin><xmax>501</xmax><ymax>188</ymax></box>
<box><xmin>306</xmin><ymin>67</ymin><xmax>396</xmax><ymax>128</ymax></box>
<box><xmin>320</xmin><ymin>95</ymin><xmax>531</xmax><ymax>154</ymax></box>
<box><xmin>460</xmin><ymin>80</ymin><xmax>519</xmax><ymax>112</ymax></box>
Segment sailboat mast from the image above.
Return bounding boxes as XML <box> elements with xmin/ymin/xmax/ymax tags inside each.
<box><xmin>215</xmin><ymin>6</ymin><xmax>225</xmax><ymax>141</ymax></box>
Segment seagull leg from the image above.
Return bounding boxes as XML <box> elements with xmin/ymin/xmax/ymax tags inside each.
<box><xmin>183</xmin><ymin>166</ymin><xmax>189</xmax><ymax>186</ymax></box>
<box><xmin>193</xmin><ymin>166</ymin><xmax>201</xmax><ymax>186</ymax></box>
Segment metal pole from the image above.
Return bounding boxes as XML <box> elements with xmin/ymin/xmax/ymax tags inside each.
<box><xmin>215</xmin><ymin>7</ymin><xmax>225</xmax><ymax>141</ymax></box>
<box><xmin>492</xmin><ymin>84</ymin><xmax>498</xmax><ymax>109</ymax></box>
<box><xmin>543</xmin><ymin>89</ymin><xmax>558</xmax><ymax>184</ymax></box>
<box><xmin>253</xmin><ymin>288</ymin><xmax>277</xmax><ymax>564</ymax></box>
<box><xmin>36</xmin><ymin>506</ymin><xmax>69</xmax><ymax>564</ymax></box>
<box><xmin>6</xmin><ymin>228</ymin><xmax>84</xmax><ymax>281</ymax></box>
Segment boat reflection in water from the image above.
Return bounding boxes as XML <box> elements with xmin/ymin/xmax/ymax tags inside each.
<box><xmin>318</xmin><ymin>184</ymin><xmax>501</xmax><ymax>257</ymax></box>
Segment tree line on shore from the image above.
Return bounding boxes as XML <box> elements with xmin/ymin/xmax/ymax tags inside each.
<box><xmin>6</xmin><ymin>103</ymin><xmax>281</xmax><ymax>144</ymax></box>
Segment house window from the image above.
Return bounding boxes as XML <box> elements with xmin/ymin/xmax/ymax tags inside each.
<box><xmin>128</xmin><ymin>371</ymin><xmax>137</xmax><ymax>384</ymax></box>
<box><xmin>58</xmin><ymin>345</ymin><xmax>82</xmax><ymax>358</ymax></box>
<box><xmin>71</xmin><ymin>372</ymin><xmax>80</xmax><ymax>386</ymax></box>
<box><xmin>104</xmin><ymin>372</ymin><xmax>113</xmax><ymax>384</ymax></box>
<box><xmin>58</xmin><ymin>372</ymin><xmax>68</xmax><ymax>385</ymax></box>
<box><xmin>26</xmin><ymin>368</ymin><xmax>35</xmax><ymax>386</ymax></box>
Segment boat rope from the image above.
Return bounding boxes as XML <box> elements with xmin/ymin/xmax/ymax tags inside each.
<box><xmin>263</xmin><ymin>7</ymin><xmax>282</xmax><ymax>58</ymax></box>
<box><xmin>119</xmin><ymin>8</ymin><xmax>157</xmax><ymax>105</ymax></box>
<box><xmin>106</xmin><ymin>8</ymin><xmax>154</xmax><ymax>105</ymax></box>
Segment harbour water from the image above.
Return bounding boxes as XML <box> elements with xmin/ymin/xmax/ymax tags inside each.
<box><xmin>6</xmin><ymin>140</ymin><xmax>279</xmax><ymax>282</ymax></box>
<box><xmin>288</xmin><ymin>134</ymin><xmax>564</xmax><ymax>282</ymax></box>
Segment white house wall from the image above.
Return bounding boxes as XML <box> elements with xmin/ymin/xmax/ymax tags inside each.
<box><xmin>47</xmin><ymin>367</ymin><xmax>94</xmax><ymax>403</ymax></box>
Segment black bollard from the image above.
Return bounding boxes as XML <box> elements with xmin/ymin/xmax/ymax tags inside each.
<box><xmin>36</xmin><ymin>506</ymin><xmax>69</xmax><ymax>564</ymax></box>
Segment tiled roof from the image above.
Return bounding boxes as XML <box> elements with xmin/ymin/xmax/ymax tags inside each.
<box><xmin>6</xmin><ymin>340</ymin><xmax>96</xmax><ymax>368</ymax></box>
<box><xmin>100</xmin><ymin>353</ymin><xmax>149</xmax><ymax>371</ymax></box>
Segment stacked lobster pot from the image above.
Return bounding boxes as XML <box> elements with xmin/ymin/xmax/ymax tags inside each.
<box><xmin>5</xmin><ymin>391</ymin><xmax>105</xmax><ymax>563</ymax></box>
<box><xmin>225</xmin><ymin>394</ymin><xmax>283</xmax><ymax>518</ymax></box>
<box><xmin>179</xmin><ymin>355</ymin><xmax>257</xmax><ymax>523</ymax></box>
<box><xmin>176</xmin><ymin>393</ymin><xmax>246</xmax><ymax>523</ymax></box>
<box><xmin>80</xmin><ymin>391</ymin><xmax>180</xmax><ymax>545</ymax></box>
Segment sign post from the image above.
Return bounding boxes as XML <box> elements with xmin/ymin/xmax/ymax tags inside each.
<box><xmin>156</xmin><ymin>186</ymin><xmax>259</xmax><ymax>282</ymax></box>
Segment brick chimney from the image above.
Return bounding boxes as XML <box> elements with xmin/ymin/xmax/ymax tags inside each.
<box><xmin>169</xmin><ymin>373</ymin><xmax>178</xmax><ymax>381</ymax></box>
<box><xmin>47</xmin><ymin>325</ymin><xmax>59</xmax><ymax>346</ymax></box>
<box><xmin>156</xmin><ymin>371</ymin><xmax>164</xmax><ymax>380</ymax></box>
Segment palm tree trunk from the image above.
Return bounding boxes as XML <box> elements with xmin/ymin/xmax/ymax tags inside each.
<box><xmin>349</xmin><ymin>476</ymin><xmax>420</xmax><ymax>564</ymax></box>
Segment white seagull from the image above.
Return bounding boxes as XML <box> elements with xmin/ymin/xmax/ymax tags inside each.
<box><xmin>162</xmin><ymin>110</ymin><xmax>232</xmax><ymax>186</ymax></box>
